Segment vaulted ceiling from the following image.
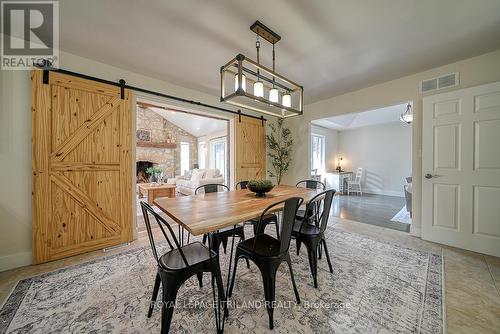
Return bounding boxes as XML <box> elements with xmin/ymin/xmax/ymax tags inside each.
<box><xmin>57</xmin><ymin>0</ymin><xmax>500</xmax><ymax>104</ymax></box>
<box><xmin>312</xmin><ymin>103</ymin><xmax>409</xmax><ymax>130</ymax></box>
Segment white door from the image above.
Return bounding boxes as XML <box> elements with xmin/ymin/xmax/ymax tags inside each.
<box><xmin>422</xmin><ymin>81</ymin><xmax>500</xmax><ymax>257</ymax></box>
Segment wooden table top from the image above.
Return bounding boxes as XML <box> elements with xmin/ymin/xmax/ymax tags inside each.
<box><xmin>137</xmin><ymin>183</ymin><xmax>176</xmax><ymax>190</ymax></box>
<box><xmin>153</xmin><ymin>185</ymin><xmax>322</xmax><ymax>236</ymax></box>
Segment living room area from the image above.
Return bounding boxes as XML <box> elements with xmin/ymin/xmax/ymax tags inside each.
<box><xmin>135</xmin><ymin>99</ymin><xmax>230</xmax><ymax>232</ymax></box>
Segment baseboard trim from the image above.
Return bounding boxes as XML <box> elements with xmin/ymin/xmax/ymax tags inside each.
<box><xmin>363</xmin><ymin>189</ymin><xmax>405</xmax><ymax>197</ymax></box>
<box><xmin>0</xmin><ymin>252</ymin><xmax>32</xmax><ymax>272</ymax></box>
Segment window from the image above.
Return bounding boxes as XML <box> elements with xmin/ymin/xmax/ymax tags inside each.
<box><xmin>198</xmin><ymin>142</ymin><xmax>207</xmax><ymax>169</ymax></box>
<box><xmin>180</xmin><ymin>142</ymin><xmax>190</xmax><ymax>175</ymax></box>
<box><xmin>311</xmin><ymin>134</ymin><xmax>325</xmax><ymax>175</ymax></box>
<box><xmin>210</xmin><ymin>137</ymin><xmax>227</xmax><ymax>181</ymax></box>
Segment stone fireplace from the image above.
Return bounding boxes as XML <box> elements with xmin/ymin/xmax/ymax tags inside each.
<box><xmin>136</xmin><ymin>107</ymin><xmax>197</xmax><ymax>182</ymax></box>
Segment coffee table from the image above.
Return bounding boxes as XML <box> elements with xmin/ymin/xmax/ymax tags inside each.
<box><xmin>137</xmin><ymin>183</ymin><xmax>176</xmax><ymax>205</ymax></box>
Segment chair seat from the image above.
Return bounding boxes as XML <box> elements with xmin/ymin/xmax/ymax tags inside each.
<box><xmin>238</xmin><ymin>234</ymin><xmax>281</xmax><ymax>257</ymax></box>
<box><xmin>248</xmin><ymin>213</ymin><xmax>277</xmax><ymax>224</ymax></box>
<box><xmin>159</xmin><ymin>241</ymin><xmax>215</xmax><ymax>270</ymax></box>
<box><xmin>292</xmin><ymin>220</ymin><xmax>320</xmax><ymax>235</ymax></box>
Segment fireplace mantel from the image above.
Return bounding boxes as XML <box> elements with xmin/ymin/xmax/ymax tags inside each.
<box><xmin>136</xmin><ymin>141</ymin><xmax>177</xmax><ymax>149</ymax></box>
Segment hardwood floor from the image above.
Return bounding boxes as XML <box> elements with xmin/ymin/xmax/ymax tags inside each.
<box><xmin>331</xmin><ymin>193</ymin><xmax>410</xmax><ymax>232</ymax></box>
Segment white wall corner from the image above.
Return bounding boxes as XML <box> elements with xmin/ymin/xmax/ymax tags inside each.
<box><xmin>409</xmin><ymin>224</ymin><xmax>421</xmax><ymax>237</ymax></box>
<box><xmin>0</xmin><ymin>251</ymin><xmax>32</xmax><ymax>272</ymax></box>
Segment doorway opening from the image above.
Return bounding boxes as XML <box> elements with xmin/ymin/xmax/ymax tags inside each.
<box><xmin>135</xmin><ymin>99</ymin><xmax>230</xmax><ymax>234</ymax></box>
<box><xmin>310</xmin><ymin>102</ymin><xmax>413</xmax><ymax>232</ymax></box>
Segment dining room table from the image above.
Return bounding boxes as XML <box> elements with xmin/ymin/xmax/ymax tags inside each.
<box><xmin>153</xmin><ymin>184</ymin><xmax>323</xmax><ymax>333</ymax></box>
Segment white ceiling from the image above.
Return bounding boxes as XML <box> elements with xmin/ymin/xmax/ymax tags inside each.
<box><xmin>50</xmin><ymin>1</ymin><xmax>500</xmax><ymax>103</ymax></box>
<box><xmin>312</xmin><ymin>103</ymin><xmax>409</xmax><ymax>130</ymax></box>
<box><xmin>149</xmin><ymin>107</ymin><xmax>227</xmax><ymax>137</ymax></box>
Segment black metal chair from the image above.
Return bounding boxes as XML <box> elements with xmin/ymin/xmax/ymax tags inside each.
<box><xmin>295</xmin><ymin>179</ymin><xmax>326</xmax><ymax>221</ymax></box>
<box><xmin>296</xmin><ymin>179</ymin><xmax>326</xmax><ymax>190</ymax></box>
<box><xmin>141</xmin><ymin>202</ymin><xmax>226</xmax><ymax>334</ymax></box>
<box><xmin>197</xmin><ymin>184</ymin><xmax>250</xmax><ymax>268</ymax></box>
<box><xmin>236</xmin><ymin>180</ymin><xmax>280</xmax><ymax>238</ymax></box>
<box><xmin>228</xmin><ymin>197</ymin><xmax>303</xmax><ymax>330</ymax></box>
<box><xmin>235</xmin><ymin>180</ymin><xmax>249</xmax><ymax>190</ymax></box>
<box><xmin>292</xmin><ymin>189</ymin><xmax>335</xmax><ymax>288</ymax></box>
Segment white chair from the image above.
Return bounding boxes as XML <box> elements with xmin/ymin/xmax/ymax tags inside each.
<box><xmin>347</xmin><ymin>168</ymin><xmax>363</xmax><ymax>195</ymax></box>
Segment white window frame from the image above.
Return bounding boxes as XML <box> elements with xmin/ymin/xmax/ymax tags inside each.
<box><xmin>311</xmin><ymin>133</ymin><xmax>325</xmax><ymax>176</ymax></box>
<box><xmin>210</xmin><ymin>136</ymin><xmax>227</xmax><ymax>182</ymax></box>
<box><xmin>180</xmin><ymin>142</ymin><xmax>190</xmax><ymax>175</ymax></box>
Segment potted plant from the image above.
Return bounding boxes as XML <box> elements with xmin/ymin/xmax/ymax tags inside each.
<box><xmin>266</xmin><ymin>118</ymin><xmax>293</xmax><ymax>184</ymax></box>
<box><xmin>247</xmin><ymin>179</ymin><xmax>274</xmax><ymax>197</ymax></box>
<box><xmin>146</xmin><ymin>167</ymin><xmax>163</xmax><ymax>185</ymax></box>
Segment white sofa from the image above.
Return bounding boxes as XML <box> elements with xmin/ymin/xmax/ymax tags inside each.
<box><xmin>168</xmin><ymin>169</ymin><xmax>225</xmax><ymax>196</ymax></box>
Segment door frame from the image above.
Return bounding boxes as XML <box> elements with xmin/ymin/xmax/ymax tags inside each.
<box><xmin>133</xmin><ymin>96</ymin><xmax>234</xmax><ymax>223</ymax></box>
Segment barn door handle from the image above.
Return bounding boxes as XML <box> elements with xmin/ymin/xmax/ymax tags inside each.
<box><xmin>425</xmin><ymin>173</ymin><xmax>439</xmax><ymax>179</ymax></box>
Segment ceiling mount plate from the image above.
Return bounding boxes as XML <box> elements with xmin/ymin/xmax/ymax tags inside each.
<box><xmin>250</xmin><ymin>20</ymin><xmax>281</xmax><ymax>44</ymax></box>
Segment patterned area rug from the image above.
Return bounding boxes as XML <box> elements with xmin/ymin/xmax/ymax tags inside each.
<box><xmin>0</xmin><ymin>228</ymin><xmax>442</xmax><ymax>333</ymax></box>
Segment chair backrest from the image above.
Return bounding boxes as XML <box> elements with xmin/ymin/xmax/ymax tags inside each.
<box><xmin>253</xmin><ymin>197</ymin><xmax>303</xmax><ymax>255</ymax></box>
<box><xmin>297</xmin><ymin>189</ymin><xmax>335</xmax><ymax>234</ymax></box>
<box><xmin>195</xmin><ymin>183</ymin><xmax>229</xmax><ymax>195</ymax></box>
<box><xmin>235</xmin><ymin>180</ymin><xmax>249</xmax><ymax>190</ymax></box>
<box><xmin>140</xmin><ymin>201</ymin><xmax>190</xmax><ymax>268</ymax></box>
<box><xmin>354</xmin><ymin>168</ymin><xmax>363</xmax><ymax>182</ymax></box>
<box><xmin>296</xmin><ymin>179</ymin><xmax>326</xmax><ymax>190</ymax></box>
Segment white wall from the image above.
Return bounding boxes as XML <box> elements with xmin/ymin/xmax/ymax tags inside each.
<box><xmin>338</xmin><ymin>122</ymin><xmax>411</xmax><ymax>197</ymax></box>
<box><xmin>0</xmin><ymin>50</ymin><xmax>260</xmax><ymax>271</ymax></box>
<box><xmin>283</xmin><ymin>48</ymin><xmax>500</xmax><ymax>237</ymax></box>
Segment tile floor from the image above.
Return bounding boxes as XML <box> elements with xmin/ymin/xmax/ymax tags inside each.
<box><xmin>1</xmin><ymin>218</ymin><xmax>499</xmax><ymax>333</ymax></box>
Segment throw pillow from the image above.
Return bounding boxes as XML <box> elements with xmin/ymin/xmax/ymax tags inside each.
<box><xmin>191</xmin><ymin>169</ymin><xmax>205</xmax><ymax>182</ymax></box>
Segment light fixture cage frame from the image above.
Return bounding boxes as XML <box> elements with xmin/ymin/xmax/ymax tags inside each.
<box><xmin>220</xmin><ymin>53</ymin><xmax>303</xmax><ymax>118</ymax></box>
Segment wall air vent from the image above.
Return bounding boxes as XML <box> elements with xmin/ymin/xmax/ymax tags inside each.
<box><xmin>420</xmin><ymin>72</ymin><xmax>459</xmax><ymax>93</ymax></box>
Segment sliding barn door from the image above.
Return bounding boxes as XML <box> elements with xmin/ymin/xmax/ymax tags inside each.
<box><xmin>235</xmin><ymin>115</ymin><xmax>266</xmax><ymax>182</ymax></box>
<box><xmin>32</xmin><ymin>70</ymin><xmax>133</xmax><ymax>264</ymax></box>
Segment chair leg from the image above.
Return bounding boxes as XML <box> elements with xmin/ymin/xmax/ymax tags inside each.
<box><xmin>286</xmin><ymin>254</ymin><xmax>301</xmax><ymax>304</ymax></box>
<box><xmin>261</xmin><ymin>267</ymin><xmax>278</xmax><ymax>330</ymax></box>
<box><xmin>161</xmin><ymin>286</ymin><xmax>179</xmax><ymax>334</ymax></box>
<box><xmin>148</xmin><ymin>272</ymin><xmax>161</xmax><ymax>318</ymax></box>
<box><xmin>275</xmin><ymin>222</ymin><xmax>280</xmax><ymax>239</ymax></box>
<box><xmin>202</xmin><ymin>234</ymin><xmax>207</xmax><ymax>245</ymax></box>
<box><xmin>296</xmin><ymin>238</ymin><xmax>301</xmax><ymax>255</ymax></box>
<box><xmin>196</xmin><ymin>272</ymin><xmax>203</xmax><ymax>288</ymax></box>
<box><xmin>306</xmin><ymin>242</ymin><xmax>319</xmax><ymax>288</ymax></box>
<box><xmin>221</xmin><ymin>237</ymin><xmax>228</xmax><ymax>254</ymax></box>
<box><xmin>318</xmin><ymin>242</ymin><xmax>322</xmax><ymax>259</ymax></box>
<box><xmin>322</xmin><ymin>238</ymin><xmax>334</xmax><ymax>273</ymax></box>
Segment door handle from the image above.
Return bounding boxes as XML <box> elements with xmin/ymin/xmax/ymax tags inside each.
<box><xmin>425</xmin><ymin>173</ymin><xmax>439</xmax><ymax>179</ymax></box>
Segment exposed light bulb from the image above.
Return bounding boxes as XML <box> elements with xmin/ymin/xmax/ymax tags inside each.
<box><xmin>269</xmin><ymin>88</ymin><xmax>279</xmax><ymax>103</ymax></box>
<box><xmin>254</xmin><ymin>81</ymin><xmax>264</xmax><ymax>97</ymax></box>
<box><xmin>282</xmin><ymin>93</ymin><xmax>291</xmax><ymax>108</ymax></box>
<box><xmin>234</xmin><ymin>73</ymin><xmax>246</xmax><ymax>92</ymax></box>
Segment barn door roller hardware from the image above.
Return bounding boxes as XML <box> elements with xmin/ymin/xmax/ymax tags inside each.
<box><xmin>34</xmin><ymin>61</ymin><xmax>266</xmax><ymax>122</ymax></box>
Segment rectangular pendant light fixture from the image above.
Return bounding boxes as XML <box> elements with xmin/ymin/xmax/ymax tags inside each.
<box><xmin>220</xmin><ymin>21</ymin><xmax>303</xmax><ymax>118</ymax></box>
